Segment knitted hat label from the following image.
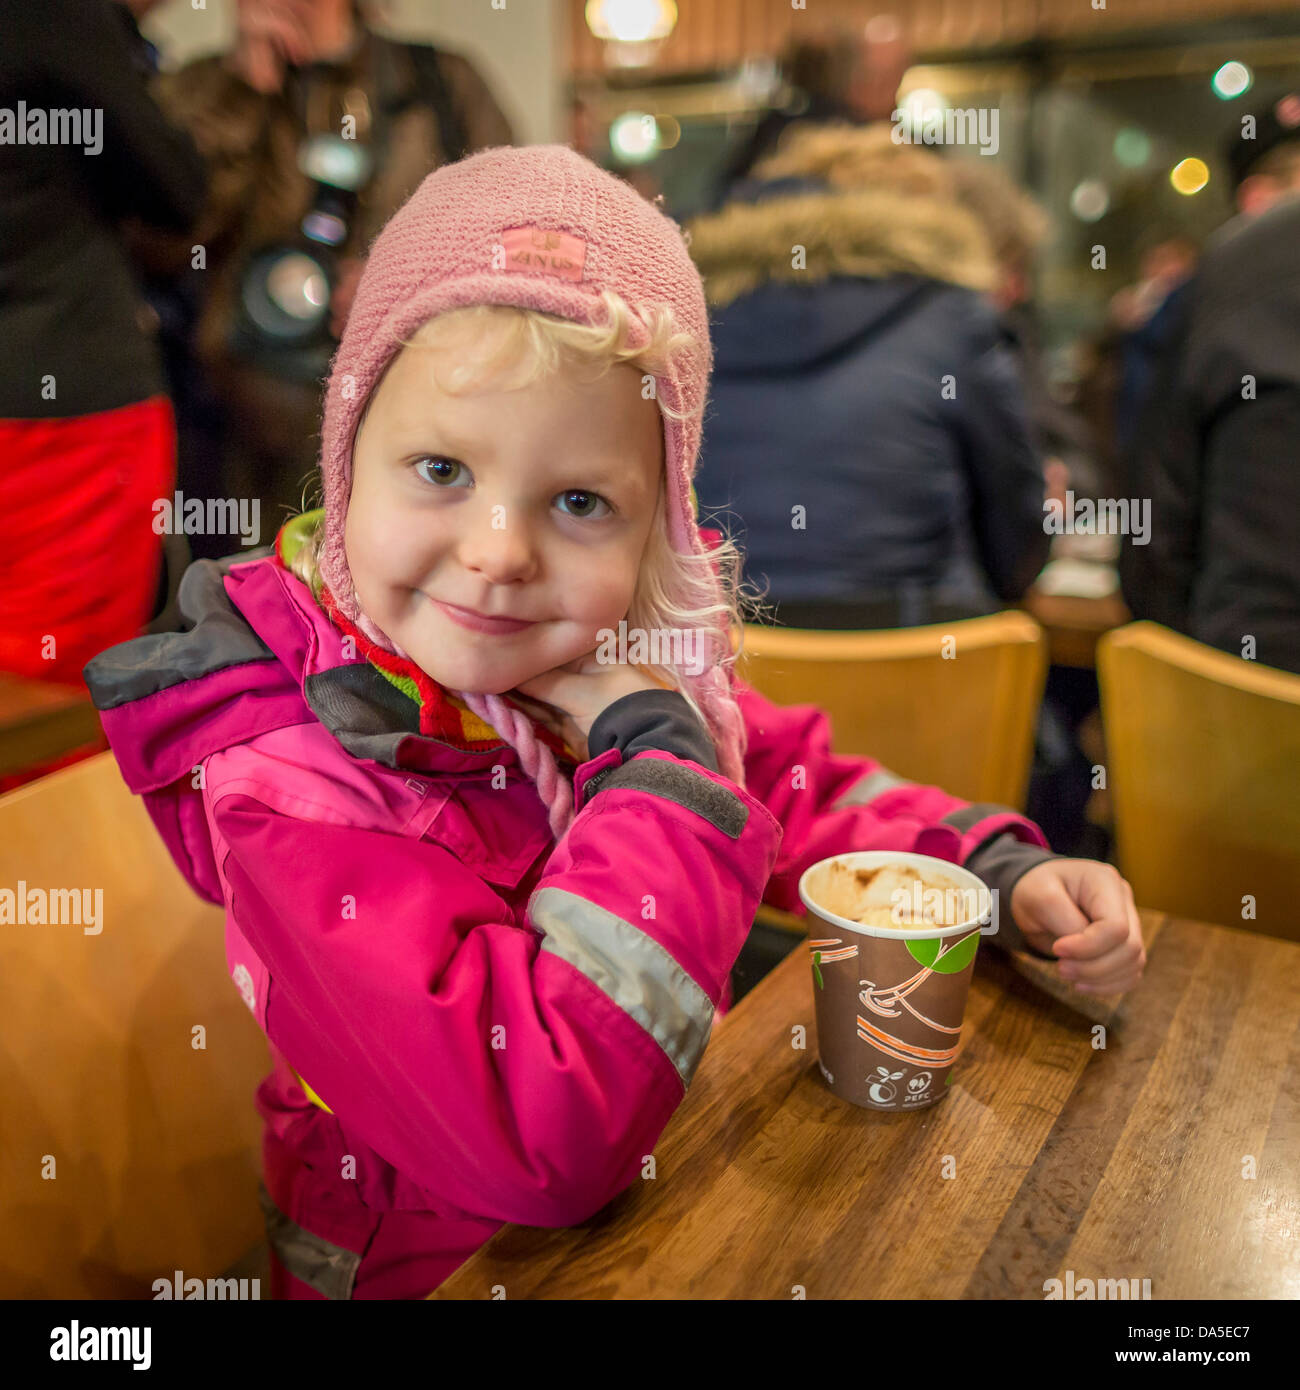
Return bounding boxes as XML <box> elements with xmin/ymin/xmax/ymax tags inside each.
<box><xmin>500</xmin><ymin>226</ymin><xmax>587</xmax><ymax>281</ymax></box>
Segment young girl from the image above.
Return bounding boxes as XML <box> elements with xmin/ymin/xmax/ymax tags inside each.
<box><xmin>84</xmin><ymin>145</ymin><xmax>1145</xmax><ymax>1301</ymax></box>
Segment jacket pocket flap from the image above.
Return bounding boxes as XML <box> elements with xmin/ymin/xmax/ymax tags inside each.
<box><xmin>420</xmin><ymin>781</ymin><xmax>552</xmax><ymax>889</ymax></box>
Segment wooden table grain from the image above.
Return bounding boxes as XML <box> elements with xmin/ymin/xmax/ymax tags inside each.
<box><xmin>430</xmin><ymin>910</ymin><xmax>1300</xmax><ymax>1300</ymax></box>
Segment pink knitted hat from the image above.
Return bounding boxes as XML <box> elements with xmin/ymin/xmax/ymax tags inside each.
<box><xmin>315</xmin><ymin>144</ymin><xmax>744</xmax><ymax>835</ymax></box>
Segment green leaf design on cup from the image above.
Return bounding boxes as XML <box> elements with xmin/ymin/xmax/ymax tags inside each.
<box><xmin>811</xmin><ymin>951</ymin><xmax>825</xmax><ymax>990</ymax></box>
<box><xmin>905</xmin><ymin>936</ymin><xmax>941</xmax><ymax>968</ymax></box>
<box><xmin>905</xmin><ymin>928</ymin><xmax>981</xmax><ymax>974</ymax></box>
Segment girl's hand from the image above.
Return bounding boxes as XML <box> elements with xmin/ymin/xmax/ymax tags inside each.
<box><xmin>228</xmin><ymin>0</ymin><xmax>315</xmax><ymax>93</ymax></box>
<box><xmin>1009</xmin><ymin>859</ymin><xmax>1147</xmax><ymax>995</ymax></box>
<box><xmin>512</xmin><ymin>651</ymin><xmax>669</xmax><ymax>763</ymax></box>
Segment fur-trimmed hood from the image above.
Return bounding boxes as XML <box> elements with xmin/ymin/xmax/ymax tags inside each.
<box><xmin>685</xmin><ymin>123</ymin><xmax>998</xmax><ymax>309</ymax></box>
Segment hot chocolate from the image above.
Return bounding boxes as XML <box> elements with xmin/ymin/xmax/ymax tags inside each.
<box><xmin>804</xmin><ymin>859</ymin><xmax>980</xmax><ymax>931</ymax></box>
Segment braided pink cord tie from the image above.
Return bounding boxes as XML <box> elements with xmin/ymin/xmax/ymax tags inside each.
<box><xmin>457</xmin><ymin>690</ymin><xmax>576</xmax><ymax>841</ymax></box>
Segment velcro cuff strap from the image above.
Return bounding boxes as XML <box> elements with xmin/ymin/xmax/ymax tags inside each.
<box><xmin>585</xmin><ymin>755</ymin><xmax>748</xmax><ymax>839</ymax></box>
<box><xmin>940</xmin><ymin>804</ymin><xmax>1050</xmax><ymax>860</ymax></box>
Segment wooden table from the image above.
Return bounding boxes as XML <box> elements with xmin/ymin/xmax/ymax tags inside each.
<box><xmin>430</xmin><ymin>910</ymin><xmax>1300</xmax><ymax>1299</ymax></box>
<box><xmin>0</xmin><ymin>674</ymin><xmax>103</xmax><ymax>780</ymax></box>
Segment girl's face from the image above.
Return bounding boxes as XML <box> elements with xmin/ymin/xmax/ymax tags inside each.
<box><xmin>346</xmin><ymin>316</ymin><xmax>664</xmax><ymax>696</ymax></box>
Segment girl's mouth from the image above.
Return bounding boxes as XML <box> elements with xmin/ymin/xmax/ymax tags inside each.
<box><xmin>433</xmin><ymin>599</ymin><xmax>538</xmax><ymax>635</ymax></box>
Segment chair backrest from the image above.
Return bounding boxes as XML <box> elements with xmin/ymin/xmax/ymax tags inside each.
<box><xmin>0</xmin><ymin>753</ymin><xmax>268</xmax><ymax>1297</ymax></box>
<box><xmin>738</xmin><ymin>610</ymin><xmax>1047</xmax><ymax>808</ymax></box>
<box><xmin>1098</xmin><ymin>622</ymin><xmax>1300</xmax><ymax>939</ymax></box>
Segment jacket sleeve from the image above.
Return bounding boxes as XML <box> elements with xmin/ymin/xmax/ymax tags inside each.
<box><xmin>954</xmin><ymin>314</ymin><xmax>1052</xmax><ymax>602</ymax></box>
<box><xmin>208</xmin><ymin>700</ymin><xmax>781</xmax><ymax>1229</ymax></box>
<box><xmin>36</xmin><ymin>0</ymin><xmax>207</xmax><ymax>232</ymax></box>
<box><xmin>735</xmin><ymin>677</ymin><xmax>1058</xmax><ymax>957</ymax></box>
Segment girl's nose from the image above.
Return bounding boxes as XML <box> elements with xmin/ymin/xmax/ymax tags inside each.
<box><xmin>458</xmin><ymin>509</ymin><xmax>539</xmax><ymax>585</ymax></box>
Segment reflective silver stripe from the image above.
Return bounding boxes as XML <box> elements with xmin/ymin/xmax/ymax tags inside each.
<box><xmin>832</xmin><ymin>766</ymin><xmax>914</xmax><ymax>810</ymax></box>
<box><xmin>939</xmin><ymin>803</ymin><xmax>1013</xmax><ymax>834</ymax></box>
<box><xmin>529</xmin><ymin>886</ymin><xmax>714</xmax><ymax>1090</ymax></box>
<box><xmin>257</xmin><ymin>1183</ymin><xmax>362</xmax><ymax>1300</ymax></box>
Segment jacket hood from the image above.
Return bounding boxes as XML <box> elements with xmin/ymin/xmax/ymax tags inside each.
<box><xmin>687</xmin><ymin>185</ymin><xmax>996</xmax><ymax>311</ymax></box>
<box><xmin>685</xmin><ymin>121</ymin><xmax>997</xmax><ymax>312</ymax></box>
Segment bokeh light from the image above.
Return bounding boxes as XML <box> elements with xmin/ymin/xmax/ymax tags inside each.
<box><xmin>653</xmin><ymin>114</ymin><xmax>682</xmax><ymax>150</ymax></box>
<box><xmin>1070</xmin><ymin>180</ymin><xmax>1111</xmax><ymax>221</ymax></box>
<box><xmin>586</xmin><ymin>0</ymin><xmax>678</xmax><ymax>44</ymax></box>
<box><xmin>1211</xmin><ymin>61</ymin><xmax>1253</xmax><ymax>100</ymax></box>
<box><xmin>1113</xmin><ymin>128</ymin><xmax>1152</xmax><ymax>168</ymax></box>
<box><xmin>1170</xmin><ymin>157</ymin><xmax>1210</xmax><ymax>195</ymax></box>
<box><xmin>896</xmin><ymin>87</ymin><xmax>949</xmax><ymax>138</ymax></box>
<box><xmin>609</xmin><ymin>111</ymin><xmax>660</xmax><ymax>163</ymax></box>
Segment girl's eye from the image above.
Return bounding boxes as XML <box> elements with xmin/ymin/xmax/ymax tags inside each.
<box><xmin>555</xmin><ymin>489</ymin><xmax>611</xmax><ymax>519</ymax></box>
<box><xmin>414</xmin><ymin>456</ymin><xmax>469</xmax><ymax>487</ymax></box>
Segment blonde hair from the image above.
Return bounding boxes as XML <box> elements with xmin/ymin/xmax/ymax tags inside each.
<box><xmin>291</xmin><ymin>289</ymin><xmax>761</xmax><ymax>736</ymax></box>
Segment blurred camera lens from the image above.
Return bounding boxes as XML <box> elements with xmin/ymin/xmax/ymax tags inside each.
<box><xmin>241</xmin><ymin>248</ymin><xmax>332</xmax><ymax>342</ymax></box>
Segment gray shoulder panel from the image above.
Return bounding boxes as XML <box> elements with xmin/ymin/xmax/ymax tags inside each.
<box><xmin>83</xmin><ymin>558</ymin><xmax>276</xmax><ymax>711</ymax></box>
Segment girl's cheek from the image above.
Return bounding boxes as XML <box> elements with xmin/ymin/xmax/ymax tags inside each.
<box><xmin>582</xmin><ymin>544</ymin><xmax>640</xmax><ymax>606</ymax></box>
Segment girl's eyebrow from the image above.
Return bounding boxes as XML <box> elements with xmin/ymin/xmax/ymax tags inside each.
<box><xmin>390</xmin><ymin>422</ymin><xmax>469</xmax><ymax>454</ymax></box>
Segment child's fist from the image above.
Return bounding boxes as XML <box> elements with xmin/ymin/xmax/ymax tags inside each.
<box><xmin>1009</xmin><ymin>860</ymin><xmax>1146</xmax><ymax>995</ymax></box>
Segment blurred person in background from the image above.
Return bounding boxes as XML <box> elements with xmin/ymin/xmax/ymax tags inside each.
<box><xmin>704</xmin><ymin>19</ymin><xmax>910</xmax><ymax>213</ymax></box>
<box><xmin>946</xmin><ymin>155</ymin><xmax>1111</xmax><ymax>857</ymax></box>
<box><xmin>947</xmin><ymin>156</ymin><xmax>1098</xmax><ymax>502</ymax></box>
<box><xmin>687</xmin><ymin>122</ymin><xmax>1050</xmax><ymax>631</ymax></box>
<box><xmin>0</xmin><ymin>0</ymin><xmax>206</xmax><ymax>702</ymax></box>
<box><xmin>140</xmin><ymin>0</ymin><xmax>515</xmax><ymax>554</ymax></box>
<box><xmin>1121</xmin><ymin>93</ymin><xmax>1300</xmax><ymax>675</ymax></box>
<box><xmin>1108</xmin><ymin>235</ymin><xmax>1198</xmax><ymax>460</ymax></box>
<box><xmin>1078</xmin><ymin>234</ymin><xmax>1198</xmax><ymax>494</ymax></box>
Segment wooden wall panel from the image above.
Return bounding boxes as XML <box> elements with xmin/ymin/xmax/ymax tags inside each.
<box><xmin>569</xmin><ymin>0</ymin><xmax>1300</xmax><ymax>77</ymax></box>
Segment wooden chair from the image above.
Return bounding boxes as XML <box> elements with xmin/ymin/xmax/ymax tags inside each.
<box><xmin>0</xmin><ymin>753</ymin><xmax>269</xmax><ymax>1297</ymax></box>
<box><xmin>738</xmin><ymin>610</ymin><xmax>1048</xmax><ymax>809</ymax></box>
<box><xmin>1097</xmin><ymin>621</ymin><xmax>1300</xmax><ymax>940</ymax></box>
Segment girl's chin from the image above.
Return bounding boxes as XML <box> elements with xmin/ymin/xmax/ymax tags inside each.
<box><xmin>416</xmin><ymin>661</ymin><xmax>531</xmax><ymax>698</ymax></box>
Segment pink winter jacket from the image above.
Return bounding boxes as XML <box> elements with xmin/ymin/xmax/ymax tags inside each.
<box><xmin>83</xmin><ymin>544</ymin><xmax>1056</xmax><ymax>1299</ymax></box>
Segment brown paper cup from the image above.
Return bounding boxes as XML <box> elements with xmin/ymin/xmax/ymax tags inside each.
<box><xmin>798</xmin><ymin>851</ymin><xmax>992</xmax><ymax>1111</ymax></box>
